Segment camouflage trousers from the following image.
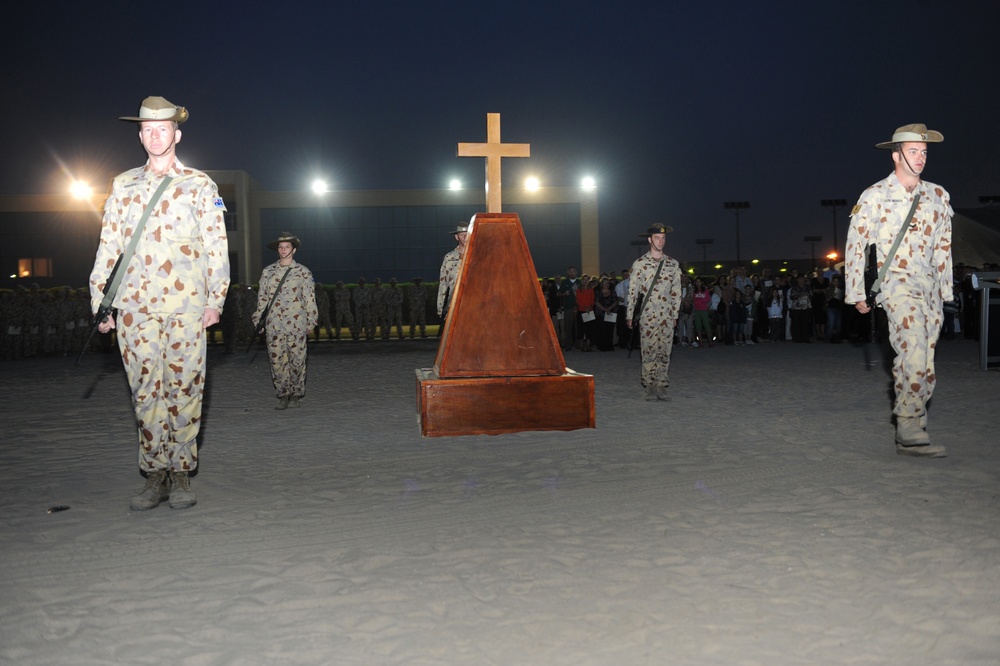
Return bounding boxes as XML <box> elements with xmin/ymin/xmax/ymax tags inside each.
<box><xmin>118</xmin><ymin>311</ymin><xmax>204</xmax><ymax>473</ymax></box>
<box><xmin>638</xmin><ymin>314</ymin><xmax>676</xmax><ymax>388</ymax></box>
<box><xmin>334</xmin><ymin>308</ymin><xmax>356</xmax><ymax>337</ymax></box>
<box><xmin>266</xmin><ymin>326</ymin><xmax>309</xmax><ymax>398</ymax></box>
<box><xmin>408</xmin><ymin>307</ymin><xmax>426</xmax><ymax>336</ymax></box>
<box><xmin>882</xmin><ymin>283</ymin><xmax>943</xmax><ymax>418</ymax></box>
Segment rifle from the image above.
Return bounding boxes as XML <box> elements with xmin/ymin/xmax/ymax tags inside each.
<box><xmin>76</xmin><ymin>254</ymin><xmax>123</xmax><ymax>365</ymax></box>
<box><xmin>864</xmin><ymin>243</ymin><xmax>880</xmax><ymax>344</ymax></box>
<box><xmin>246</xmin><ymin>303</ymin><xmax>270</xmax><ymax>354</ymax></box>
<box><xmin>626</xmin><ymin>292</ymin><xmax>644</xmax><ymax>359</ymax></box>
<box><xmin>441</xmin><ymin>285</ymin><xmax>452</xmax><ymax>322</ymax></box>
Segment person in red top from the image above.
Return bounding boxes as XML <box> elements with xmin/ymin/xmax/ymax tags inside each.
<box><xmin>575</xmin><ymin>277</ymin><xmax>597</xmax><ymax>351</ymax></box>
<box><xmin>690</xmin><ymin>276</ymin><xmax>712</xmax><ymax>348</ymax></box>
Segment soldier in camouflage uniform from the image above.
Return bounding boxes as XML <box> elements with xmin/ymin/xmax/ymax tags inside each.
<box><xmin>332</xmin><ymin>280</ymin><xmax>357</xmax><ymax>340</ymax></box>
<box><xmin>385</xmin><ymin>278</ymin><xmax>405</xmax><ymax>339</ymax></box>
<box><xmin>437</xmin><ymin>223</ymin><xmax>468</xmax><ymax>321</ymax></box>
<box><xmin>253</xmin><ymin>232</ymin><xmax>318</xmax><ymax>410</ymax></box>
<box><xmin>845</xmin><ymin>124</ymin><xmax>953</xmax><ymax>458</ymax></box>
<box><xmin>626</xmin><ymin>224</ymin><xmax>682</xmax><ymax>402</ymax></box>
<box><xmin>23</xmin><ymin>284</ymin><xmax>42</xmax><ymax>358</ymax></box>
<box><xmin>91</xmin><ymin>96</ymin><xmax>230</xmax><ymax>511</ymax></box>
<box><xmin>353</xmin><ymin>277</ymin><xmax>374</xmax><ymax>340</ymax></box>
<box><xmin>313</xmin><ymin>283</ymin><xmax>334</xmax><ymax>341</ymax></box>
<box><xmin>372</xmin><ymin>278</ymin><xmax>390</xmax><ymax>339</ymax></box>
<box><xmin>408</xmin><ymin>277</ymin><xmax>428</xmax><ymax>338</ymax></box>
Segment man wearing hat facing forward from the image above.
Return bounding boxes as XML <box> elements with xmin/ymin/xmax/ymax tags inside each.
<box><xmin>844</xmin><ymin>124</ymin><xmax>953</xmax><ymax>458</ymax></box>
<box><xmin>90</xmin><ymin>96</ymin><xmax>230</xmax><ymax>510</ymax></box>
<box><xmin>626</xmin><ymin>224</ymin><xmax>682</xmax><ymax>401</ymax></box>
<box><xmin>253</xmin><ymin>233</ymin><xmax>319</xmax><ymax>410</ymax></box>
<box><xmin>437</xmin><ymin>222</ymin><xmax>469</xmax><ymax>321</ymax></box>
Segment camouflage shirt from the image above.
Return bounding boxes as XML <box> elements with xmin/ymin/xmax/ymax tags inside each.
<box><xmin>89</xmin><ymin>159</ymin><xmax>230</xmax><ymax>316</ymax></box>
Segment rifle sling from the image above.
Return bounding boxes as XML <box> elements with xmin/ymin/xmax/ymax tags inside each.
<box><xmin>258</xmin><ymin>266</ymin><xmax>294</xmax><ymax>330</ymax></box>
<box><xmin>870</xmin><ymin>193</ymin><xmax>921</xmax><ymax>296</ymax></box>
<box><xmin>99</xmin><ymin>175</ymin><xmax>175</xmax><ymax>313</ymax></box>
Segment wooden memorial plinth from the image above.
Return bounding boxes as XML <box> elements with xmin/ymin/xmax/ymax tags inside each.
<box><xmin>416</xmin><ymin>213</ymin><xmax>595</xmax><ymax>436</ymax></box>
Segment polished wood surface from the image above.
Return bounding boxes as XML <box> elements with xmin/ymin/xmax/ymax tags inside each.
<box><xmin>435</xmin><ymin>213</ymin><xmax>565</xmax><ymax>378</ymax></box>
<box><xmin>416</xmin><ymin>369</ymin><xmax>595</xmax><ymax>437</ymax></box>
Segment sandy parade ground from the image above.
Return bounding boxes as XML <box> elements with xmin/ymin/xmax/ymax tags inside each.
<box><xmin>2</xmin><ymin>335</ymin><xmax>998</xmax><ymax>665</ymax></box>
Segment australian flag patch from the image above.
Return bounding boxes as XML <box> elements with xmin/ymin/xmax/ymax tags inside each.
<box><xmin>212</xmin><ymin>197</ymin><xmax>226</xmax><ymax>210</ymax></box>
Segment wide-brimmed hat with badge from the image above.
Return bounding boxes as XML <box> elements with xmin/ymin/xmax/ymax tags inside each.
<box><xmin>118</xmin><ymin>96</ymin><xmax>189</xmax><ymax>124</ymax></box>
<box><xmin>448</xmin><ymin>223</ymin><xmax>469</xmax><ymax>235</ymax></box>
<box><xmin>875</xmin><ymin>123</ymin><xmax>944</xmax><ymax>150</ymax></box>
<box><xmin>267</xmin><ymin>231</ymin><xmax>301</xmax><ymax>250</ymax></box>
<box><xmin>639</xmin><ymin>224</ymin><xmax>673</xmax><ymax>237</ymax></box>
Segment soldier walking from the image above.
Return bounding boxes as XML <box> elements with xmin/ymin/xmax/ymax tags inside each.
<box><xmin>626</xmin><ymin>224</ymin><xmax>682</xmax><ymax>401</ymax></box>
<box><xmin>253</xmin><ymin>232</ymin><xmax>318</xmax><ymax>410</ymax></box>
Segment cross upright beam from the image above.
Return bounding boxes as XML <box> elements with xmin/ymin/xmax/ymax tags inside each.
<box><xmin>457</xmin><ymin>113</ymin><xmax>530</xmax><ymax>213</ymax></box>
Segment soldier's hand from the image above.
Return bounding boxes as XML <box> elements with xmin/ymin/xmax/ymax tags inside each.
<box><xmin>854</xmin><ymin>301</ymin><xmax>871</xmax><ymax>314</ymax></box>
<box><xmin>203</xmin><ymin>308</ymin><xmax>221</xmax><ymax>329</ymax></box>
<box><xmin>98</xmin><ymin>313</ymin><xmax>116</xmax><ymax>334</ymax></box>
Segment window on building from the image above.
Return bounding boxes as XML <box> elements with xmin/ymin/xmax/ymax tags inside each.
<box><xmin>17</xmin><ymin>257</ymin><xmax>53</xmax><ymax>278</ymax></box>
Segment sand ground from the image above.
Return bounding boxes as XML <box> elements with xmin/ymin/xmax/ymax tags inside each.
<box><xmin>2</xmin><ymin>337</ymin><xmax>998</xmax><ymax>665</ymax></box>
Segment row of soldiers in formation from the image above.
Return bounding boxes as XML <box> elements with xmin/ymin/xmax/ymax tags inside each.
<box><xmin>0</xmin><ymin>278</ymin><xmax>444</xmax><ymax>360</ymax></box>
<box><xmin>219</xmin><ymin>278</ymin><xmax>439</xmax><ymax>350</ymax></box>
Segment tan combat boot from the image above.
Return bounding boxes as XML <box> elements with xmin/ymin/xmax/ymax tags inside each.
<box><xmin>895</xmin><ymin>416</ymin><xmax>946</xmax><ymax>458</ymax></box>
<box><xmin>130</xmin><ymin>470</ymin><xmax>169</xmax><ymax>511</ymax></box>
<box><xmin>168</xmin><ymin>471</ymin><xmax>197</xmax><ymax>509</ymax></box>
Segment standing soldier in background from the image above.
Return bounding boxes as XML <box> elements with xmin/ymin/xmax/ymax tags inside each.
<box><xmin>332</xmin><ymin>280</ymin><xmax>357</xmax><ymax>340</ymax></box>
<box><xmin>353</xmin><ymin>277</ymin><xmax>375</xmax><ymax>340</ymax></box>
<box><xmin>385</xmin><ymin>278</ymin><xmax>405</xmax><ymax>339</ymax></box>
<box><xmin>90</xmin><ymin>95</ymin><xmax>230</xmax><ymax>511</ymax></box>
<box><xmin>372</xmin><ymin>278</ymin><xmax>390</xmax><ymax>339</ymax></box>
<box><xmin>408</xmin><ymin>277</ymin><xmax>428</xmax><ymax>338</ymax></box>
<box><xmin>437</xmin><ymin>223</ymin><xmax>468</xmax><ymax>323</ymax></box>
<box><xmin>844</xmin><ymin>123</ymin><xmax>953</xmax><ymax>458</ymax></box>
<box><xmin>313</xmin><ymin>282</ymin><xmax>334</xmax><ymax>341</ymax></box>
<box><xmin>252</xmin><ymin>232</ymin><xmax>318</xmax><ymax>410</ymax></box>
<box><xmin>626</xmin><ymin>224</ymin><xmax>682</xmax><ymax>402</ymax></box>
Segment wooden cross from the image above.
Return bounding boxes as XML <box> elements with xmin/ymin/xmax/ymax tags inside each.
<box><xmin>457</xmin><ymin>113</ymin><xmax>530</xmax><ymax>213</ymax></box>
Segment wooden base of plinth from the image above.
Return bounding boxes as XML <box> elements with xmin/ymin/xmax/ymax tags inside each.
<box><xmin>416</xmin><ymin>368</ymin><xmax>595</xmax><ymax>437</ymax></box>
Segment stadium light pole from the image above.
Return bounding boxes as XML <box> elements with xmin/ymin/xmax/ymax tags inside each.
<box><xmin>804</xmin><ymin>235</ymin><xmax>822</xmax><ymax>269</ymax></box>
<box><xmin>723</xmin><ymin>201</ymin><xmax>750</xmax><ymax>265</ymax></box>
<box><xmin>821</xmin><ymin>199</ymin><xmax>848</xmax><ymax>254</ymax></box>
<box><xmin>696</xmin><ymin>238</ymin><xmax>714</xmax><ymax>275</ymax></box>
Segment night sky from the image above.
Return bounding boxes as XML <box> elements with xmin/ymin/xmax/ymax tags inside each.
<box><xmin>3</xmin><ymin>0</ymin><xmax>998</xmax><ymax>272</ymax></box>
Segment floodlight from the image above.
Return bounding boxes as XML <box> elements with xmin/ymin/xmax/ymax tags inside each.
<box><xmin>581</xmin><ymin>176</ymin><xmax>596</xmax><ymax>191</ymax></box>
<box><xmin>311</xmin><ymin>179</ymin><xmax>329</xmax><ymax>195</ymax></box>
<box><xmin>70</xmin><ymin>181</ymin><xmax>93</xmax><ymax>199</ymax></box>
<box><xmin>524</xmin><ymin>177</ymin><xmax>540</xmax><ymax>191</ymax></box>
<box><xmin>448</xmin><ymin>179</ymin><xmax>462</xmax><ymax>191</ymax></box>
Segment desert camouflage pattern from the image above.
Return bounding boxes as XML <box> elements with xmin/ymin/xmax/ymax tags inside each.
<box><xmin>353</xmin><ymin>283</ymin><xmax>375</xmax><ymax>339</ymax></box>
<box><xmin>253</xmin><ymin>261</ymin><xmax>318</xmax><ymax>398</ymax></box>
<box><xmin>437</xmin><ymin>248</ymin><xmax>462</xmax><ymax>316</ymax></box>
<box><xmin>626</xmin><ymin>252</ymin><xmax>682</xmax><ymax>389</ymax></box>
<box><xmin>408</xmin><ymin>283</ymin><xmax>427</xmax><ymax>337</ymax></box>
<box><xmin>844</xmin><ymin>173</ymin><xmax>954</xmax><ymax>418</ymax></box>
<box><xmin>89</xmin><ymin>159</ymin><xmax>230</xmax><ymax>473</ymax></box>
<box><xmin>314</xmin><ymin>284</ymin><xmax>334</xmax><ymax>340</ymax></box>
<box><xmin>332</xmin><ymin>284</ymin><xmax>357</xmax><ymax>339</ymax></box>
<box><xmin>385</xmin><ymin>283</ymin><xmax>404</xmax><ymax>339</ymax></box>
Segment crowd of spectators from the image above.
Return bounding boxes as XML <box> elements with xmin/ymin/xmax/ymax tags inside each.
<box><xmin>2</xmin><ymin>261</ymin><xmax>993</xmax><ymax>361</ymax></box>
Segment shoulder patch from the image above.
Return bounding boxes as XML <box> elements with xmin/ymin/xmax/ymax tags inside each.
<box><xmin>850</xmin><ymin>204</ymin><xmax>862</xmax><ymax>216</ymax></box>
<box><xmin>212</xmin><ymin>197</ymin><xmax>227</xmax><ymax>210</ymax></box>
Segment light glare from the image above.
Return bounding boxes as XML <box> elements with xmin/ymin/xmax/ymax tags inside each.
<box><xmin>524</xmin><ymin>176</ymin><xmax>540</xmax><ymax>191</ymax></box>
<box><xmin>70</xmin><ymin>181</ymin><xmax>93</xmax><ymax>199</ymax></box>
<box><xmin>581</xmin><ymin>176</ymin><xmax>596</xmax><ymax>191</ymax></box>
<box><xmin>449</xmin><ymin>179</ymin><xmax>462</xmax><ymax>191</ymax></box>
<box><xmin>311</xmin><ymin>179</ymin><xmax>329</xmax><ymax>195</ymax></box>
